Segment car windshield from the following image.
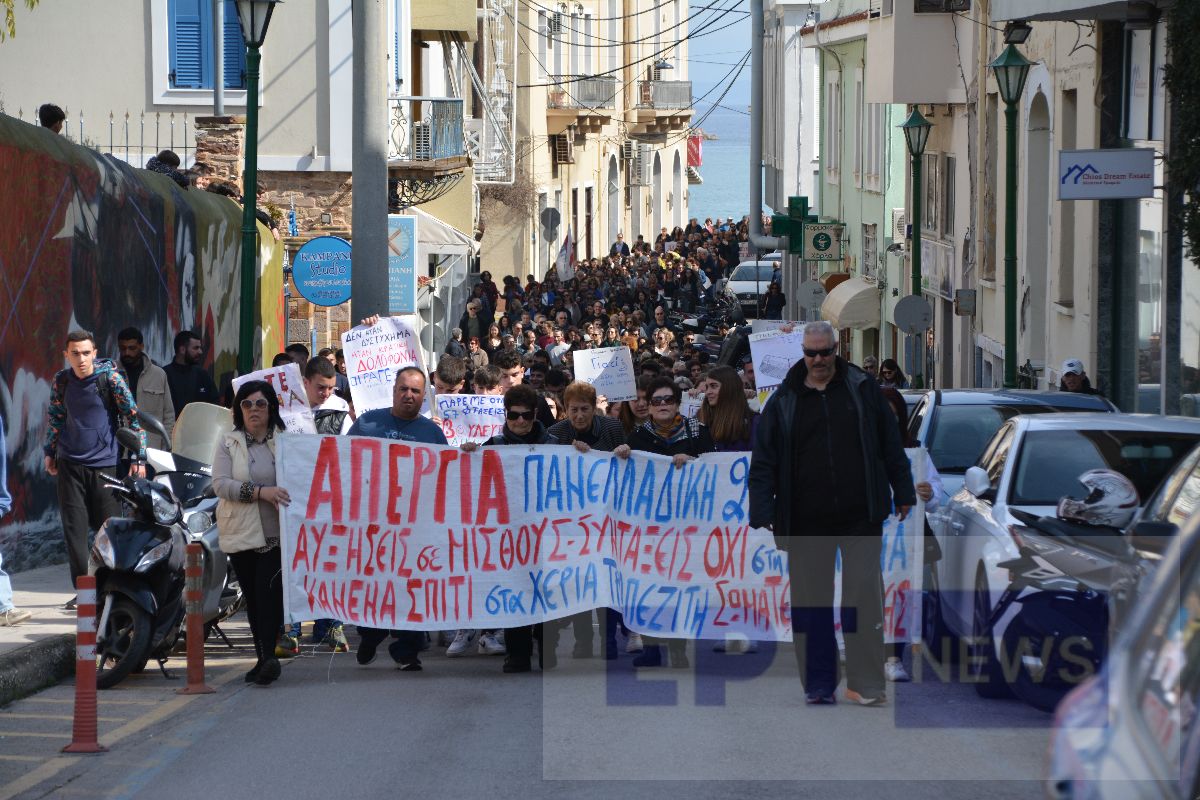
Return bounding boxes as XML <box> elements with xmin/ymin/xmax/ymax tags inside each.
<box><xmin>1010</xmin><ymin>429</ymin><xmax>1200</xmax><ymax>506</ymax></box>
<box><xmin>927</xmin><ymin>403</ymin><xmax>1103</xmax><ymax>473</ymax></box>
<box><xmin>730</xmin><ymin>263</ymin><xmax>775</xmax><ymax>282</ymax></box>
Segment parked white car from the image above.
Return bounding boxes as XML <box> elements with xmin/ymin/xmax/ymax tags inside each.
<box><xmin>926</xmin><ymin>413</ymin><xmax>1200</xmax><ymax>698</ymax></box>
<box><xmin>719</xmin><ymin>260</ymin><xmax>778</xmax><ymax>319</ymax></box>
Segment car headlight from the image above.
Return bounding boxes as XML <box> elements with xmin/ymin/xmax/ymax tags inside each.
<box><xmin>135</xmin><ymin>540</ymin><xmax>173</xmax><ymax>573</ymax></box>
<box><xmin>91</xmin><ymin>526</ymin><xmax>115</xmax><ymax>569</ymax></box>
<box><xmin>185</xmin><ymin>511</ymin><xmax>214</xmax><ymax>535</ymax></box>
<box><xmin>149</xmin><ymin>484</ymin><xmax>181</xmax><ymax>525</ymax></box>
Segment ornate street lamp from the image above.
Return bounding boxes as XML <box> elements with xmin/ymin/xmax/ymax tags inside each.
<box><xmin>234</xmin><ymin>0</ymin><xmax>281</xmax><ymax>376</ymax></box>
<box><xmin>990</xmin><ymin>43</ymin><xmax>1032</xmax><ymax>388</ymax></box>
<box><xmin>899</xmin><ymin>107</ymin><xmax>933</xmax><ymax>387</ymax></box>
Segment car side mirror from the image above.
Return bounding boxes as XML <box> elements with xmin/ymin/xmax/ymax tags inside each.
<box><xmin>1129</xmin><ymin>519</ymin><xmax>1176</xmax><ymax>555</ymax></box>
<box><xmin>964</xmin><ymin>466</ymin><xmax>994</xmax><ymax>501</ymax></box>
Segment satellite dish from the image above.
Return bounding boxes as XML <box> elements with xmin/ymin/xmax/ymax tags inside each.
<box><xmin>894</xmin><ymin>295</ymin><xmax>933</xmax><ymax>335</ymax></box>
<box><xmin>417</xmin><ymin>292</ymin><xmax>447</xmax><ymax>326</ymax></box>
<box><xmin>796</xmin><ymin>280</ymin><xmax>827</xmax><ymax>311</ymax></box>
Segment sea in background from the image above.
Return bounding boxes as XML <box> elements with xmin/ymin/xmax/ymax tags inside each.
<box><xmin>686</xmin><ymin>102</ymin><xmax>756</xmax><ymax>224</ymax></box>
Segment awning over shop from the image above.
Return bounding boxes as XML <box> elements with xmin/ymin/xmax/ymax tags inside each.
<box><xmin>819</xmin><ymin>277</ymin><xmax>880</xmax><ymax>330</ymax></box>
<box><xmin>407</xmin><ymin>206</ymin><xmax>478</xmax><ymax>256</ymax></box>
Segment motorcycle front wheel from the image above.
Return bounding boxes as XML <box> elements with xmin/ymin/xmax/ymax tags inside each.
<box><xmin>96</xmin><ymin>597</ymin><xmax>152</xmax><ymax>689</ymax></box>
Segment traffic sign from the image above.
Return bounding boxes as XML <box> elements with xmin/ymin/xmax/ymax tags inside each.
<box><xmin>894</xmin><ymin>295</ymin><xmax>933</xmax><ymax>334</ymax></box>
<box><xmin>803</xmin><ymin>223</ymin><xmax>843</xmax><ymax>261</ymax></box>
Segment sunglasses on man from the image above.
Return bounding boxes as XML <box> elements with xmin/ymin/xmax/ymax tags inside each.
<box><xmin>507</xmin><ymin>409</ymin><xmax>537</xmax><ymax>421</ymax></box>
<box><xmin>803</xmin><ymin>347</ymin><xmax>836</xmax><ymax>358</ymax></box>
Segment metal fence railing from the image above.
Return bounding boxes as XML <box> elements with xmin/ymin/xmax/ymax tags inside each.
<box><xmin>387</xmin><ymin>96</ymin><xmax>466</xmax><ymax>162</ymax></box>
<box><xmin>4</xmin><ymin>107</ymin><xmax>194</xmax><ymax>167</ymax></box>
<box><xmin>636</xmin><ymin>80</ymin><xmax>692</xmax><ymax>110</ymax></box>
<box><xmin>547</xmin><ymin>76</ymin><xmax>619</xmax><ymax>109</ymax></box>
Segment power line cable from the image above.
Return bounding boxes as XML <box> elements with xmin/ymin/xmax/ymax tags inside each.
<box><xmin>515</xmin><ymin>0</ymin><xmax>744</xmax><ymax>49</ymax></box>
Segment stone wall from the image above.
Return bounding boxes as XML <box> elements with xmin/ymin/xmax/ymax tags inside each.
<box><xmin>194</xmin><ymin>116</ymin><xmax>246</xmax><ymax>185</ymax></box>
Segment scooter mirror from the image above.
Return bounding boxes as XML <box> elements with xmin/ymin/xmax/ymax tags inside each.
<box><xmin>116</xmin><ymin>428</ymin><xmax>141</xmax><ymax>454</ymax></box>
<box><xmin>139</xmin><ymin>412</ymin><xmax>171</xmax><ymax>452</ymax></box>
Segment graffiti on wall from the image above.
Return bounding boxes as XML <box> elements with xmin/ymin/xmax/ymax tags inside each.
<box><xmin>0</xmin><ymin>114</ymin><xmax>283</xmax><ymax>572</ymax></box>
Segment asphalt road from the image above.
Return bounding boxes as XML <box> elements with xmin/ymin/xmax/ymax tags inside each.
<box><xmin>1</xmin><ymin>622</ymin><xmax>1052</xmax><ymax>799</ymax></box>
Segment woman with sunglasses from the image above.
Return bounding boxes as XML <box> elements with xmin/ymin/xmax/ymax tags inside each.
<box><xmin>615</xmin><ymin>375</ymin><xmax>715</xmax><ymax>668</ymax></box>
<box><xmin>460</xmin><ymin>384</ymin><xmax>562</xmax><ymax>672</ymax></box>
<box><xmin>212</xmin><ymin>380</ymin><xmax>291</xmax><ymax>686</ymax></box>
<box><xmin>878</xmin><ymin>358</ymin><xmax>908</xmax><ymax>389</ymax></box>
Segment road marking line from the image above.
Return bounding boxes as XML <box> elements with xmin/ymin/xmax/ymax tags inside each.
<box><xmin>0</xmin><ymin>755</ymin><xmax>44</xmax><ymax>762</ymax></box>
<box><xmin>0</xmin><ymin>731</ymin><xmax>72</xmax><ymax>738</ymax></box>
<box><xmin>23</xmin><ymin>697</ymin><xmax>158</xmax><ymax>706</ymax></box>
<box><xmin>0</xmin><ymin>713</ymin><xmax>127</xmax><ymax>722</ymax></box>
<box><xmin>0</xmin><ymin>662</ymin><xmax>249</xmax><ymax>800</ymax></box>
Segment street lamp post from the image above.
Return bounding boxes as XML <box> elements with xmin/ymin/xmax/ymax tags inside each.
<box><xmin>990</xmin><ymin>43</ymin><xmax>1032</xmax><ymax>389</ymax></box>
<box><xmin>234</xmin><ymin>0</ymin><xmax>280</xmax><ymax>377</ymax></box>
<box><xmin>900</xmin><ymin>107</ymin><xmax>932</xmax><ymax>385</ymax></box>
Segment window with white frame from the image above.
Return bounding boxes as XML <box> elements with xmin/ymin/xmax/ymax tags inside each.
<box><xmin>862</xmin><ymin>103</ymin><xmax>884</xmax><ymax>192</ymax></box>
<box><xmin>151</xmin><ymin>0</ymin><xmax>253</xmax><ymax>106</ymax></box>
<box><xmin>538</xmin><ymin>10</ymin><xmax>549</xmax><ymax>80</ymax></box>
<box><xmin>941</xmin><ymin>154</ymin><xmax>956</xmax><ymax>239</ymax></box>
<box><xmin>922</xmin><ymin>152</ymin><xmax>939</xmax><ymax>234</ymax></box>
<box><xmin>825</xmin><ymin>72</ymin><xmax>841</xmax><ymax>182</ymax></box>
<box><xmin>582</xmin><ymin>14</ymin><xmax>592</xmax><ymax>75</ymax></box>
<box><xmin>608</xmin><ymin>0</ymin><xmax>619</xmax><ymax>74</ymax></box>
<box><xmin>862</xmin><ymin>223</ymin><xmax>878</xmax><ymax>278</ymax></box>
<box><xmin>854</xmin><ymin>73</ymin><xmax>864</xmax><ymax>183</ymax></box>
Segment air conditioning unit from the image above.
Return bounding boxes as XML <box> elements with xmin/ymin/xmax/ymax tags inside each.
<box><xmin>552</xmin><ymin>133</ymin><xmax>574</xmax><ymax>165</ymax></box>
<box><xmin>412</xmin><ymin>122</ymin><xmax>432</xmax><ymax>160</ymax></box>
<box><xmin>620</xmin><ymin>140</ymin><xmax>636</xmax><ymax>161</ymax></box>
<box><xmin>890</xmin><ymin>208</ymin><xmax>906</xmax><ymax>244</ymax></box>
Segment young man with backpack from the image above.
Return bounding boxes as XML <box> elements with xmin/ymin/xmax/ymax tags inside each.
<box><xmin>44</xmin><ymin>330</ymin><xmax>146</xmax><ymax>601</ymax></box>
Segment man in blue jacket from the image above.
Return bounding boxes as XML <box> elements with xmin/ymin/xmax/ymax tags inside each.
<box><xmin>749</xmin><ymin>321</ymin><xmax>915</xmax><ymax>707</ymax></box>
<box><xmin>44</xmin><ymin>330</ymin><xmax>146</xmax><ymax>602</ymax></box>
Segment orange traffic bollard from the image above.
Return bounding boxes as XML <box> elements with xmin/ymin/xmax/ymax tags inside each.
<box><xmin>177</xmin><ymin>542</ymin><xmax>215</xmax><ymax>695</ymax></box>
<box><xmin>63</xmin><ymin>575</ymin><xmax>107</xmax><ymax>754</ymax></box>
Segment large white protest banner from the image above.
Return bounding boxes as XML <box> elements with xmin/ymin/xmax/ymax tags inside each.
<box><xmin>749</xmin><ymin>328</ymin><xmax>803</xmax><ymax>407</ymax></box>
<box><xmin>232</xmin><ymin>364</ymin><xmax>316</xmax><ymax>434</ymax></box>
<box><xmin>435</xmin><ymin>394</ymin><xmax>506</xmax><ymax>446</ymax></box>
<box><xmin>573</xmin><ymin>346</ymin><xmax>637</xmax><ymax>402</ymax></box>
<box><xmin>277</xmin><ymin>438</ymin><xmax>791</xmax><ymax>641</ymax></box>
<box><xmin>341</xmin><ymin>317</ymin><xmax>421</xmax><ymax>414</ymax></box>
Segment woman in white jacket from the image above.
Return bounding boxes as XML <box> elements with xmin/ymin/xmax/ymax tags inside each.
<box><xmin>212</xmin><ymin>380</ymin><xmax>291</xmax><ymax>686</ymax></box>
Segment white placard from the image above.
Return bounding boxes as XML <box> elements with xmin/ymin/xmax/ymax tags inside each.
<box><xmin>1058</xmin><ymin>148</ymin><xmax>1156</xmax><ymax>200</ymax></box>
<box><xmin>341</xmin><ymin>317</ymin><xmax>422</xmax><ymax>414</ymax></box>
<box><xmin>232</xmin><ymin>364</ymin><xmax>316</xmax><ymax>434</ymax></box>
<box><xmin>749</xmin><ymin>329</ymin><xmax>804</xmax><ymax>392</ymax></box>
<box><xmin>435</xmin><ymin>394</ymin><xmax>506</xmax><ymax>446</ymax></box>
<box><xmin>572</xmin><ymin>346</ymin><xmax>637</xmax><ymax>403</ymax></box>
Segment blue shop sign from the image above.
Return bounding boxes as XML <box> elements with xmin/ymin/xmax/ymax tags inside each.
<box><xmin>293</xmin><ymin>236</ymin><xmax>352</xmax><ymax>307</ymax></box>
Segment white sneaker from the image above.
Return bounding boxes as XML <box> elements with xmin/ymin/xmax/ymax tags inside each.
<box><xmin>479</xmin><ymin>632</ymin><xmax>506</xmax><ymax>655</ymax></box>
<box><xmin>885</xmin><ymin>659</ymin><xmax>911</xmax><ymax>682</ymax></box>
<box><xmin>0</xmin><ymin>608</ymin><xmax>31</xmax><ymax>626</ymax></box>
<box><xmin>447</xmin><ymin>629</ymin><xmax>478</xmax><ymax>657</ymax></box>
<box><xmin>625</xmin><ymin>633</ymin><xmax>644</xmax><ymax>653</ymax></box>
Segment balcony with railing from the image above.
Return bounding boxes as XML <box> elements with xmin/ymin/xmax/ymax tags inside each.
<box><xmin>546</xmin><ymin>76</ymin><xmax>619</xmax><ymax>135</ymax></box>
<box><xmin>387</xmin><ymin>96</ymin><xmax>470</xmax><ymax>176</ymax></box>
<box><xmin>632</xmin><ymin>80</ymin><xmax>692</xmax><ymax>134</ymax></box>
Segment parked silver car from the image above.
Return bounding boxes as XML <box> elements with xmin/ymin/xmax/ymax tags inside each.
<box><xmin>1047</xmin><ymin>493</ymin><xmax>1200</xmax><ymax>798</ymax></box>
<box><xmin>927</xmin><ymin>414</ymin><xmax>1200</xmax><ymax>700</ymax></box>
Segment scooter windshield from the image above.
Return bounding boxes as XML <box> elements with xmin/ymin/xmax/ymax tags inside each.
<box><xmin>172</xmin><ymin>403</ymin><xmax>233</xmax><ymax>465</ymax></box>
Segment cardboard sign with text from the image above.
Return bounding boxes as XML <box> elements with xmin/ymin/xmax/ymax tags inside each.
<box><xmin>341</xmin><ymin>317</ymin><xmax>421</xmax><ymax>414</ymax></box>
<box><xmin>573</xmin><ymin>346</ymin><xmax>637</xmax><ymax>402</ymax></box>
<box><xmin>435</xmin><ymin>394</ymin><xmax>506</xmax><ymax>446</ymax></box>
<box><xmin>232</xmin><ymin>364</ymin><xmax>316</xmax><ymax>434</ymax></box>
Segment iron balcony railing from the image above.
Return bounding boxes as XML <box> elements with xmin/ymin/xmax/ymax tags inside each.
<box><xmin>636</xmin><ymin>80</ymin><xmax>692</xmax><ymax>110</ymax></box>
<box><xmin>387</xmin><ymin>96</ymin><xmax>465</xmax><ymax>162</ymax></box>
<box><xmin>547</xmin><ymin>76</ymin><xmax>619</xmax><ymax>110</ymax></box>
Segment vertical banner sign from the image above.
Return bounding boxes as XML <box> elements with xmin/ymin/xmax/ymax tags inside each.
<box><xmin>749</xmin><ymin>329</ymin><xmax>803</xmax><ymax>407</ymax></box>
<box><xmin>387</xmin><ymin>215</ymin><xmax>419</xmax><ymax>315</ymax></box>
<box><xmin>687</xmin><ymin>134</ymin><xmax>703</xmax><ymax>168</ymax></box>
<box><xmin>572</xmin><ymin>346</ymin><xmax>637</xmax><ymax>402</ymax></box>
<box><xmin>277</xmin><ymin>440</ymin><xmax>793</xmax><ymax>641</ymax></box>
<box><xmin>292</xmin><ymin>236</ymin><xmax>352</xmax><ymax>307</ymax></box>
<box><xmin>341</xmin><ymin>317</ymin><xmax>421</xmax><ymax>414</ymax></box>
<box><xmin>435</xmin><ymin>394</ymin><xmax>506</xmax><ymax>446</ymax></box>
<box><xmin>232</xmin><ymin>364</ymin><xmax>316</xmax><ymax>434</ymax></box>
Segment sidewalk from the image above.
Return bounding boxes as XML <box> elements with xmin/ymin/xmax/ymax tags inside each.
<box><xmin>0</xmin><ymin>563</ymin><xmax>79</xmax><ymax>706</ymax></box>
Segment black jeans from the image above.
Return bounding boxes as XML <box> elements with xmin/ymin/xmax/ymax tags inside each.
<box><xmin>784</xmin><ymin>523</ymin><xmax>885</xmax><ymax>696</ymax></box>
<box><xmin>505</xmin><ymin>623</ymin><xmax>559</xmax><ymax>663</ymax></box>
<box><xmin>228</xmin><ymin>548</ymin><xmax>284</xmax><ymax>665</ymax></box>
<box><xmin>56</xmin><ymin>457</ymin><xmax>121</xmax><ymax>586</ymax></box>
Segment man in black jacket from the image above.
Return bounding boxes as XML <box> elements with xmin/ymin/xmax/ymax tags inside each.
<box><xmin>749</xmin><ymin>321</ymin><xmax>915</xmax><ymax>706</ymax></box>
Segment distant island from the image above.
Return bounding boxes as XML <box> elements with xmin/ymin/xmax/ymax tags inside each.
<box><xmin>697</xmin><ymin>129</ymin><xmax>719</xmax><ymax>141</ymax></box>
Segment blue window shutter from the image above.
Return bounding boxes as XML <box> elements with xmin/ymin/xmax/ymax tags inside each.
<box><xmin>169</xmin><ymin>0</ymin><xmax>211</xmax><ymax>89</ymax></box>
<box><xmin>222</xmin><ymin>0</ymin><xmax>247</xmax><ymax>89</ymax></box>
